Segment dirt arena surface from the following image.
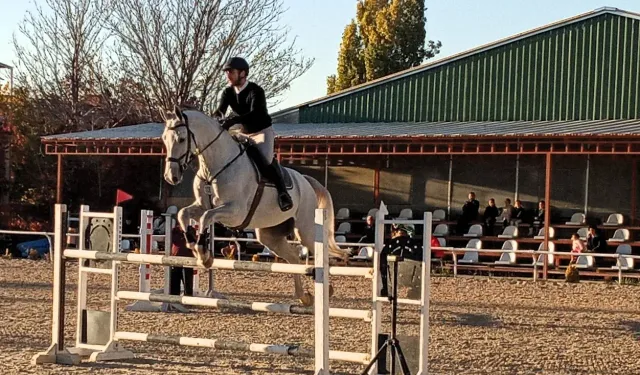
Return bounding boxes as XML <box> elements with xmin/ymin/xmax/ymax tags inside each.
<box><xmin>1</xmin><ymin>257</ymin><xmax>640</xmax><ymax>374</ymax></box>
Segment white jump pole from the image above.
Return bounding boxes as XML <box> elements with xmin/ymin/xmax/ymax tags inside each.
<box><xmin>369</xmin><ymin>203</ymin><xmax>431</xmax><ymax>374</ymax></box>
<box><xmin>162</xmin><ymin>213</ymin><xmax>173</xmax><ymax>295</ymax></box>
<box><xmin>314</xmin><ymin>208</ymin><xmax>330</xmax><ymax>375</ymax></box>
<box><xmin>419</xmin><ymin>211</ymin><xmax>432</xmax><ymax>375</ymax></box>
<box><xmin>206</xmin><ymin>223</ymin><xmax>216</xmax><ymax>298</ymax></box>
<box><xmin>140</xmin><ymin>210</ymin><xmax>153</xmax><ymax>292</ymax></box>
<box><xmin>31</xmin><ymin>204</ymin><xmax>81</xmax><ymax>365</ymax></box>
<box><xmin>368</xmin><ymin>202</ymin><xmax>387</xmax><ymax>375</ymax></box>
<box><xmin>126</xmin><ymin>210</ymin><xmax>162</xmax><ymax>312</ymax></box>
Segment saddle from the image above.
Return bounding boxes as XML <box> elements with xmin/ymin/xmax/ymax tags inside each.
<box><xmin>243</xmin><ymin>142</ymin><xmax>293</xmax><ymax>190</ymax></box>
<box><xmin>224</xmin><ymin>139</ymin><xmax>293</xmax><ymax>232</ymax></box>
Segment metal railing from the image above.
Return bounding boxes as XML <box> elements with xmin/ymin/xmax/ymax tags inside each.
<box><xmin>439</xmin><ymin>246</ymin><xmax>640</xmax><ymax>284</ymax></box>
<box><xmin>0</xmin><ymin>230</ymin><xmax>54</xmax><ymax>257</ymax></box>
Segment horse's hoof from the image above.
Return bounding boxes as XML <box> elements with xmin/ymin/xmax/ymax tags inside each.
<box><xmin>299</xmin><ymin>292</ymin><xmax>313</xmax><ymax>306</ymax></box>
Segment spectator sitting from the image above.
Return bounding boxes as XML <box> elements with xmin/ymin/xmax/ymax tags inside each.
<box><xmin>153</xmin><ymin>215</ymin><xmax>166</xmax><ymax>235</ymax></box>
<box><xmin>510</xmin><ymin>200</ymin><xmax>525</xmax><ymax>227</ymax></box>
<box><xmin>483</xmin><ymin>198</ymin><xmax>499</xmax><ymax>236</ymax></box>
<box><xmin>586</xmin><ymin>225</ymin><xmax>608</xmax><ymax>254</ymax></box>
<box><xmin>499</xmin><ymin>198</ymin><xmax>514</xmax><ymax>227</ymax></box>
<box><xmin>379</xmin><ymin>223</ymin><xmax>422</xmax><ymax>296</ymax></box>
<box><xmin>570</xmin><ymin>233</ymin><xmax>584</xmax><ymax>263</ymax></box>
<box><xmin>531</xmin><ymin>200</ymin><xmax>545</xmax><ymax>235</ymax></box>
<box><xmin>358</xmin><ymin>215</ymin><xmax>375</xmax><ymax>244</ymax></box>
<box><xmin>170</xmin><ymin>224</ymin><xmax>194</xmax><ymax>296</ymax></box>
<box><xmin>456</xmin><ymin>192</ymin><xmax>480</xmax><ymax>235</ymax></box>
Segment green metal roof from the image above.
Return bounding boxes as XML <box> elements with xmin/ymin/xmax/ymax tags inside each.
<box><xmin>274</xmin><ymin>8</ymin><xmax>640</xmax><ymax>124</ymax></box>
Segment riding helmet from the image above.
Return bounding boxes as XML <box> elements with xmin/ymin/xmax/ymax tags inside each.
<box><xmin>222</xmin><ymin>57</ymin><xmax>250</xmax><ymax>73</ymax></box>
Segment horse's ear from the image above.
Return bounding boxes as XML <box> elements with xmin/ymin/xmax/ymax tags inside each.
<box><xmin>174</xmin><ymin>105</ymin><xmax>183</xmax><ymax>120</ymax></box>
<box><xmin>157</xmin><ymin>106</ymin><xmax>167</xmax><ymax>122</ymax></box>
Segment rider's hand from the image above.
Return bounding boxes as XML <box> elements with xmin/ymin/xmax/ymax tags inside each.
<box><xmin>221</xmin><ymin>117</ymin><xmax>239</xmax><ymax>130</ymax></box>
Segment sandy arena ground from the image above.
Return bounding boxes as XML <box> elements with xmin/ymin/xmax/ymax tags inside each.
<box><xmin>1</xmin><ymin>257</ymin><xmax>640</xmax><ymax>375</ymax></box>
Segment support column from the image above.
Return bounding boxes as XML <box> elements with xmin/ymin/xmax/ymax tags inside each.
<box><xmin>324</xmin><ymin>156</ymin><xmax>329</xmax><ymax>187</ymax></box>
<box><xmin>56</xmin><ymin>155</ymin><xmax>64</xmax><ymax>203</ymax></box>
<box><xmin>584</xmin><ymin>155</ymin><xmax>590</xmax><ymax>216</ymax></box>
<box><xmin>447</xmin><ymin>155</ymin><xmax>453</xmax><ymax>219</ymax></box>
<box><xmin>514</xmin><ymin>155</ymin><xmax>520</xmax><ymax>201</ymax></box>
<box><xmin>543</xmin><ymin>153</ymin><xmax>552</xmax><ymax>280</ymax></box>
<box><xmin>373</xmin><ymin>168</ymin><xmax>380</xmax><ymax>206</ymax></box>
<box><xmin>632</xmin><ymin>159</ymin><xmax>637</xmax><ymax>225</ymax></box>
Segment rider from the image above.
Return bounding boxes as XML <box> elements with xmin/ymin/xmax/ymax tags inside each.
<box><xmin>213</xmin><ymin>57</ymin><xmax>293</xmax><ymax>212</ymax></box>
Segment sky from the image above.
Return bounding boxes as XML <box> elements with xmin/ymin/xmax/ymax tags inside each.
<box><xmin>1</xmin><ymin>1</ymin><xmax>639</xmax><ymax>112</ymax></box>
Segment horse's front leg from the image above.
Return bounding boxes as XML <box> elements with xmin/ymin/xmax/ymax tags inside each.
<box><xmin>196</xmin><ymin>204</ymin><xmax>236</xmax><ymax>268</ymax></box>
<box><xmin>177</xmin><ymin>203</ymin><xmax>206</xmax><ymax>260</ymax></box>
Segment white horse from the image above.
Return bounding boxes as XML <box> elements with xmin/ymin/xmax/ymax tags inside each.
<box><xmin>161</xmin><ymin>107</ymin><xmax>349</xmax><ymax>304</ymax></box>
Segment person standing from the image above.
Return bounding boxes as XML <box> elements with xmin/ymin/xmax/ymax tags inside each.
<box><xmin>169</xmin><ymin>222</ymin><xmax>194</xmax><ymax>296</ymax></box>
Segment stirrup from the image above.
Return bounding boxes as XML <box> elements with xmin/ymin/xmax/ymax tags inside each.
<box><xmin>278</xmin><ymin>192</ymin><xmax>293</xmax><ymax>211</ymax></box>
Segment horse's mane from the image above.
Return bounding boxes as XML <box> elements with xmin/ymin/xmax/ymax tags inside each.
<box><xmin>182</xmin><ymin>109</ymin><xmax>222</xmax><ymax>129</ymax></box>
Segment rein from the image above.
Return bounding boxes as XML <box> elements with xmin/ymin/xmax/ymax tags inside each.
<box><xmin>165</xmin><ymin>112</ymin><xmax>244</xmax><ymax>184</ymax></box>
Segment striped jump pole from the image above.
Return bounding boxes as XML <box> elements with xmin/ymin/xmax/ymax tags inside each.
<box><xmin>33</xmin><ymin>205</ymin><xmax>333</xmax><ymax>374</ymax></box>
<box><xmin>125</xmin><ymin>210</ymin><xmax>159</xmax><ymax>312</ymax></box>
<box><xmin>33</xmin><ymin>204</ymin><xmax>431</xmax><ymax>373</ymax></box>
<box><xmin>116</xmin><ymin>291</ymin><xmax>371</xmax><ymax>321</ymax></box>
<box><xmin>62</xmin><ymin>250</ymin><xmax>316</xmax><ymax>274</ymax></box>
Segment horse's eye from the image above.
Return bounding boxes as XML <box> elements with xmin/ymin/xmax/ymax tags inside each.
<box><xmin>178</xmin><ymin>138</ymin><xmax>185</xmax><ymax>143</ymax></box>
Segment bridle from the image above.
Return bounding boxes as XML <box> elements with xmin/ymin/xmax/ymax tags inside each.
<box><xmin>164</xmin><ymin>111</ymin><xmax>245</xmax><ymax>183</ymax></box>
<box><xmin>165</xmin><ymin>112</ymin><xmax>225</xmax><ymax>172</ymax></box>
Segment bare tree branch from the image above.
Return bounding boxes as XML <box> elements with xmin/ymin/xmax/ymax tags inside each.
<box><xmin>13</xmin><ymin>0</ymin><xmax>118</xmax><ymax>132</ymax></box>
<box><xmin>110</xmin><ymin>0</ymin><xmax>313</xmax><ymax>112</ymax></box>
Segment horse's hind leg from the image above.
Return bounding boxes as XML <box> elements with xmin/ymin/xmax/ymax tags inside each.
<box><xmin>255</xmin><ymin>226</ymin><xmax>310</xmax><ymax>305</ymax></box>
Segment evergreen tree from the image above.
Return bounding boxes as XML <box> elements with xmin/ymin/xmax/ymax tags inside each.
<box><xmin>327</xmin><ymin>0</ymin><xmax>441</xmax><ymax>92</ymax></box>
<box><xmin>328</xmin><ymin>21</ymin><xmax>366</xmax><ymax>94</ymax></box>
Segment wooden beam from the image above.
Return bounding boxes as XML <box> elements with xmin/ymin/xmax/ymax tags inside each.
<box><xmin>373</xmin><ymin>168</ymin><xmax>380</xmax><ymax>206</ymax></box>
<box><xmin>543</xmin><ymin>153</ymin><xmax>552</xmax><ymax>280</ymax></box>
<box><xmin>632</xmin><ymin>158</ymin><xmax>637</xmax><ymax>225</ymax></box>
<box><xmin>56</xmin><ymin>155</ymin><xmax>63</xmax><ymax>203</ymax></box>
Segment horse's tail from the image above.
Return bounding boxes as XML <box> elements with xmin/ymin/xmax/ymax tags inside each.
<box><xmin>303</xmin><ymin>175</ymin><xmax>351</xmax><ymax>261</ymax></box>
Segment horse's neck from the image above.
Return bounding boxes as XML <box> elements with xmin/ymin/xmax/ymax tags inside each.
<box><xmin>193</xmin><ymin>122</ymin><xmax>241</xmax><ymax>180</ymax></box>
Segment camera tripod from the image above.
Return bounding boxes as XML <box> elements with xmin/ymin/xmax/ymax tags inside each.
<box><xmin>361</xmin><ymin>255</ymin><xmax>412</xmax><ymax>375</ymax></box>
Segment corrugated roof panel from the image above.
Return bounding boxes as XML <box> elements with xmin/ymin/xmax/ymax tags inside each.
<box><xmin>40</xmin><ymin>119</ymin><xmax>640</xmax><ymax>143</ymax></box>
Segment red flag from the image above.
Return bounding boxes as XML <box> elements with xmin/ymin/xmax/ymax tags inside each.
<box><xmin>116</xmin><ymin>189</ymin><xmax>134</xmax><ymax>205</ymax></box>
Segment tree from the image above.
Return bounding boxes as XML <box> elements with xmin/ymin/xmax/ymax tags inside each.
<box><xmin>328</xmin><ymin>0</ymin><xmax>442</xmax><ymax>92</ymax></box>
<box><xmin>109</xmin><ymin>0</ymin><xmax>314</xmax><ymax>112</ymax></box>
<box><xmin>326</xmin><ymin>75</ymin><xmax>337</xmax><ymax>95</ymax></box>
<box><xmin>13</xmin><ymin>0</ymin><xmax>119</xmax><ymax>133</ymax></box>
<box><xmin>327</xmin><ymin>21</ymin><xmax>366</xmax><ymax>94</ymax></box>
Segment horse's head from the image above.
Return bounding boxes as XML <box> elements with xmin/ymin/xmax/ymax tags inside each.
<box><xmin>161</xmin><ymin>106</ymin><xmax>192</xmax><ymax>185</ymax></box>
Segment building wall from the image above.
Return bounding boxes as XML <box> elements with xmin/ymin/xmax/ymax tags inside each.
<box><xmin>300</xmin><ymin>13</ymin><xmax>640</xmax><ymax>123</ymax></box>
<box><xmin>168</xmin><ymin>154</ymin><xmax>638</xmax><ymax>224</ymax></box>
<box><xmin>380</xmin><ymin>156</ymin><xmax>450</xmax><ymax>213</ymax></box>
<box><xmin>587</xmin><ymin>155</ymin><xmax>635</xmax><ymax>221</ymax></box>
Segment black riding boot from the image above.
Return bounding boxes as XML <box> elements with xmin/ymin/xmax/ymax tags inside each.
<box><xmin>269</xmin><ymin>161</ymin><xmax>293</xmax><ymax>211</ymax></box>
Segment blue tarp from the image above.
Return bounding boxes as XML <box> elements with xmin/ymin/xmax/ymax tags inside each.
<box><xmin>17</xmin><ymin>238</ymin><xmax>50</xmax><ymax>258</ymax></box>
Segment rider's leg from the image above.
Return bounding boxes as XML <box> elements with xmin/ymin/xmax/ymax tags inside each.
<box><xmin>247</xmin><ymin>127</ymin><xmax>293</xmax><ymax>211</ymax></box>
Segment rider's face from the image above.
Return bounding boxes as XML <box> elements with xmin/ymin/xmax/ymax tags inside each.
<box><xmin>225</xmin><ymin>69</ymin><xmax>245</xmax><ymax>86</ymax></box>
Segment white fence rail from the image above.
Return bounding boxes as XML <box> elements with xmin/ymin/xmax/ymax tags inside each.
<box><xmin>438</xmin><ymin>246</ymin><xmax>640</xmax><ymax>284</ymax></box>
